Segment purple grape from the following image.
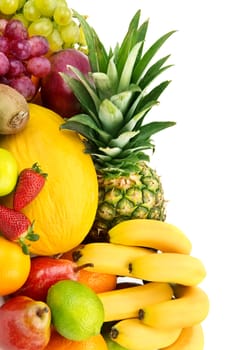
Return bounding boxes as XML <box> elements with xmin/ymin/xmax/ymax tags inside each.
<box><xmin>0</xmin><ymin>36</ymin><xmax>9</xmax><ymax>54</ymax></box>
<box><xmin>4</xmin><ymin>20</ymin><xmax>28</xmax><ymax>41</ymax></box>
<box><xmin>9</xmin><ymin>39</ymin><xmax>31</xmax><ymax>60</ymax></box>
<box><xmin>28</xmin><ymin>36</ymin><xmax>50</xmax><ymax>57</ymax></box>
<box><xmin>0</xmin><ymin>52</ymin><xmax>10</xmax><ymax>76</ymax></box>
<box><xmin>7</xmin><ymin>58</ymin><xmax>26</xmax><ymax>78</ymax></box>
<box><xmin>27</xmin><ymin>56</ymin><xmax>51</xmax><ymax>78</ymax></box>
<box><xmin>9</xmin><ymin>76</ymin><xmax>36</xmax><ymax>101</ymax></box>
<box><xmin>0</xmin><ymin>76</ymin><xmax>10</xmax><ymax>85</ymax></box>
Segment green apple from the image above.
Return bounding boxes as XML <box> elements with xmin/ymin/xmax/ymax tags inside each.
<box><xmin>0</xmin><ymin>148</ymin><xmax>18</xmax><ymax>196</ymax></box>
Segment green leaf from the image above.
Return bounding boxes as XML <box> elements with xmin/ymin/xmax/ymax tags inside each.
<box><xmin>27</xmin><ymin>233</ymin><xmax>40</xmax><ymax>242</ymax></box>
<box><xmin>116</xmin><ymin>10</ymin><xmax>141</xmax><ymax>76</ymax></box>
<box><xmin>123</xmin><ymin>101</ymin><xmax>158</xmax><ymax>131</ymax></box>
<box><xmin>72</xmin><ymin>10</ymin><xmax>109</xmax><ymax>72</ymax></box>
<box><xmin>132</xmin><ymin>30</ymin><xmax>176</xmax><ymax>82</ymax></box>
<box><xmin>118</xmin><ymin>41</ymin><xmax>143</xmax><ymax>93</ymax></box>
<box><xmin>61</xmin><ymin>114</ymin><xmax>111</xmax><ymax>143</ymax></box>
<box><xmin>61</xmin><ymin>121</ymin><xmax>105</xmax><ymax>147</ymax></box>
<box><xmin>129</xmin><ymin>121</ymin><xmax>176</xmax><ymax>147</ymax></box>
<box><xmin>110</xmin><ymin>90</ymin><xmax>134</xmax><ymax>115</ymax></box>
<box><xmin>92</xmin><ymin>72</ymin><xmax>113</xmax><ymax>99</ymax></box>
<box><xmin>60</xmin><ymin>73</ymin><xmax>98</xmax><ymax>121</ymax></box>
<box><xmin>99</xmin><ymin>99</ymin><xmax>123</xmax><ymax>135</ymax></box>
<box><xmin>66</xmin><ymin>66</ymin><xmax>101</xmax><ymax>113</ymax></box>
<box><xmin>136</xmin><ymin>19</ymin><xmax>149</xmax><ymax>47</ymax></box>
<box><xmin>135</xmin><ymin>80</ymin><xmax>171</xmax><ymax>116</ymax></box>
<box><xmin>99</xmin><ymin>146</ymin><xmax>122</xmax><ymax>157</ymax></box>
<box><xmin>109</xmin><ymin>130</ymin><xmax>139</xmax><ymax>148</ymax></box>
<box><xmin>107</xmin><ymin>56</ymin><xmax>119</xmax><ymax>92</ymax></box>
<box><xmin>138</xmin><ymin>55</ymin><xmax>172</xmax><ymax>89</ymax></box>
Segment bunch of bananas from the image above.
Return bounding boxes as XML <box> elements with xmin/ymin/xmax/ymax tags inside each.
<box><xmin>74</xmin><ymin>219</ymin><xmax>209</xmax><ymax>350</ymax></box>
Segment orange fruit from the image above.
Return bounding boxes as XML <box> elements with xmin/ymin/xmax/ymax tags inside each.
<box><xmin>77</xmin><ymin>269</ymin><xmax>117</xmax><ymax>293</ymax></box>
<box><xmin>44</xmin><ymin>330</ymin><xmax>108</xmax><ymax>350</ymax></box>
<box><xmin>0</xmin><ymin>236</ymin><xmax>31</xmax><ymax>296</ymax></box>
<box><xmin>61</xmin><ymin>246</ymin><xmax>117</xmax><ymax>293</ymax></box>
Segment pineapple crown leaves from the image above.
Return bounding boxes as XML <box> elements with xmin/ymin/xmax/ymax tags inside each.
<box><xmin>61</xmin><ymin>9</ymin><xmax>176</xmax><ymax>171</ymax></box>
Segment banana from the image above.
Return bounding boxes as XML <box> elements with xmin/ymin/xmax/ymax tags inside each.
<box><xmin>128</xmin><ymin>252</ymin><xmax>206</xmax><ymax>285</ymax></box>
<box><xmin>108</xmin><ymin>219</ymin><xmax>192</xmax><ymax>254</ymax></box>
<box><xmin>73</xmin><ymin>242</ymin><xmax>154</xmax><ymax>276</ymax></box>
<box><xmin>160</xmin><ymin>324</ymin><xmax>204</xmax><ymax>350</ymax></box>
<box><xmin>139</xmin><ymin>285</ymin><xmax>209</xmax><ymax>329</ymax></box>
<box><xmin>98</xmin><ymin>282</ymin><xmax>174</xmax><ymax>322</ymax></box>
<box><xmin>110</xmin><ymin>318</ymin><xmax>182</xmax><ymax>350</ymax></box>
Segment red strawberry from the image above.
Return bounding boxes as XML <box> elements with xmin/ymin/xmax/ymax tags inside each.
<box><xmin>13</xmin><ymin>162</ymin><xmax>47</xmax><ymax>211</ymax></box>
<box><xmin>0</xmin><ymin>205</ymin><xmax>39</xmax><ymax>254</ymax></box>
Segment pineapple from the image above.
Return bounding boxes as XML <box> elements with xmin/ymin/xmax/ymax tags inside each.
<box><xmin>61</xmin><ymin>10</ymin><xmax>176</xmax><ymax>241</ymax></box>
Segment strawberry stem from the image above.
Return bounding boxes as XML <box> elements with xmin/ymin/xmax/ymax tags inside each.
<box><xmin>18</xmin><ymin>238</ymin><xmax>30</xmax><ymax>255</ymax></box>
<box><xmin>26</xmin><ymin>220</ymin><xmax>40</xmax><ymax>241</ymax></box>
<box><xmin>32</xmin><ymin>162</ymin><xmax>48</xmax><ymax>178</ymax></box>
<box><xmin>19</xmin><ymin>221</ymin><xmax>40</xmax><ymax>254</ymax></box>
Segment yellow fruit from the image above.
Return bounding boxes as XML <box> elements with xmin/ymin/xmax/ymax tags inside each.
<box><xmin>0</xmin><ymin>236</ymin><xmax>31</xmax><ymax>296</ymax></box>
<box><xmin>0</xmin><ymin>104</ymin><xmax>98</xmax><ymax>255</ymax></box>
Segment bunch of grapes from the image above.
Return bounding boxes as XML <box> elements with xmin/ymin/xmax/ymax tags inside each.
<box><xmin>0</xmin><ymin>0</ymin><xmax>86</xmax><ymax>52</ymax></box>
<box><xmin>0</xmin><ymin>18</ymin><xmax>51</xmax><ymax>100</ymax></box>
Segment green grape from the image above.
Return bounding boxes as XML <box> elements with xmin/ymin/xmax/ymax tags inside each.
<box><xmin>0</xmin><ymin>0</ymin><xmax>19</xmax><ymax>15</ymax></box>
<box><xmin>23</xmin><ymin>0</ymin><xmax>41</xmax><ymax>22</ymax></box>
<box><xmin>33</xmin><ymin>0</ymin><xmax>56</xmax><ymax>17</ymax></box>
<box><xmin>53</xmin><ymin>5</ymin><xmax>72</xmax><ymax>26</ymax></box>
<box><xmin>28</xmin><ymin>17</ymin><xmax>53</xmax><ymax>37</ymax></box>
<box><xmin>60</xmin><ymin>20</ymin><xmax>80</xmax><ymax>45</ymax></box>
<box><xmin>17</xmin><ymin>0</ymin><xmax>26</xmax><ymax>10</ymax></box>
<box><xmin>12</xmin><ymin>13</ymin><xmax>30</xmax><ymax>27</ymax></box>
<box><xmin>47</xmin><ymin>28</ymin><xmax>63</xmax><ymax>52</ymax></box>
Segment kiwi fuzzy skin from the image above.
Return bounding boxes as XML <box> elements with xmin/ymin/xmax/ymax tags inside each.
<box><xmin>0</xmin><ymin>84</ymin><xmax>30</xmax><ymax>135</ymax></box>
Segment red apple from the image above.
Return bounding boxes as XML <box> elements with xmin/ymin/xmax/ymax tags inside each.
<box><xmin>0</xmin><ymin>296</ymin><xmax>51</xmax><ymax>350</ymax></box>
<box><xmin>13</xmin><ymin>256</ymin><xmax>87</xmax><ymax>301</ymax></box>
<box><xmin>40</xmin><ymin>48</ymin><xmax>91</xmax><ymax>118</ymax></box>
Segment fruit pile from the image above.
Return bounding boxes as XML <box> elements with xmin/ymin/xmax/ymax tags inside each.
<box><xmin>0</xmin><ymin>0</ymin><xmax>87</xmax><ymax>101</ymax></box>
<box><xmin>0</xmin><ymin>3</ymin><xmax>209</xmax><ymax>350</ymax></box>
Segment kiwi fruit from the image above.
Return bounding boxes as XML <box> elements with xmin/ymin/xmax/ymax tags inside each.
<box><xmin>0</xmin><ymin>84</ymin><xmax>30</xmax><ymax>135</ymax></box>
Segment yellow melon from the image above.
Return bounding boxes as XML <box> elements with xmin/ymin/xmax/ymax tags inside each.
<box><xmin>0</xmin><ymin>104</ymin><xmax>98</xmax><ymax>256</ymax></box>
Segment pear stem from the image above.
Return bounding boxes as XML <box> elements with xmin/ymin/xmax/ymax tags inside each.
<box><xmin>36</xmin><ymin>306</ymin><xmax>50</xmax><ymax>318</ymax></box>
<box><xmin>73</xmin><ymin>263</ymin><xmax>94</xmax><ymax>273</ymax></box>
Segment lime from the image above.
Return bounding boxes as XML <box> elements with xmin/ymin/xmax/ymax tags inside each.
<box><xmin>46</xmin><ymin>280</ymin><xmax>104</xmax><ymax>341</ymax></box>
<box><xmin>0</xmin><ymin>148</ymin><xmax>18</xmax><ymax>196</ymax></box>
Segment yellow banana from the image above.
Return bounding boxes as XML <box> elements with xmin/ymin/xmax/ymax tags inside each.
<box><xmin>98</xmin><ymin>282</ymin><xmax>174</xmax><ymax>322</ymax></box>
<box><xmin>139</xmin><ymin>285</ymin><xmax>209</xmax><ymax>329</ymax></box>
<box><xmin>108</xmin><ymin>219</ymin><xmax>192</xmax><ymax>254</ymax></box>
<box><xmin>160</xmin><ymin>324</ymin><xmax>204</xmax><ymax>350</ymax></box>
<box><xmin>110</xmin><ymin>318</ymin><xmax>182</xmax><ymax>350</ymax></box>
<box><xmin>128</xmin><ymin>252</ymin><xmax>206</xmax><ymax>285</ymax></box>
<box><xmin>74</xmin><ymin>242</ymin><xmax>154</xmax><ymax>276</ymax></box>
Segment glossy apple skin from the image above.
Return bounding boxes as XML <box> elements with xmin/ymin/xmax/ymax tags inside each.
<box><xmin>0</xmin><ymin>296</ymin><xmax>51</xmax><ymax>350</ymax></box>
<box><xmin>13</xmin><ymin>256</ymin><xmax>78</xmax><ymax>301</ymax></box>
<box><xmin>40</xmin><ymin>48</ymin><xmax>91</xmax><ymax>118</ymax></box>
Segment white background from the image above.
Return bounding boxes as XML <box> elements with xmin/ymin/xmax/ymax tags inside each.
<box><xmin>69</xmin><ymin>1</ymin><xmax>250</xmax><ymax>348</ymax></box>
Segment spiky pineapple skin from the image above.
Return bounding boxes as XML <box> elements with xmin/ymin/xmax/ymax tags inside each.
<box><xmin>85</xmin><ymin>162</ymin><xmax>166</xmax><ymax>242</ymax></box>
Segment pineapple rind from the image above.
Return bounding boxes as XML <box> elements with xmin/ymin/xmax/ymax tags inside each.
<box><xmin>88</xmin><ymin>162</ymin><xmax>166</xmax><ymax>241</ymax></box>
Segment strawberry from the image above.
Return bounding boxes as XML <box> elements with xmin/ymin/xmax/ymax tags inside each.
<box><xmin>0</xmin><ymin>205</ymin><xmax>39</xmax><ymax>254</ymax></box>
<box><xmin>13</xmin><ymin>162</ymin><xmax>47</xmax><ymax>211</ymax></box>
